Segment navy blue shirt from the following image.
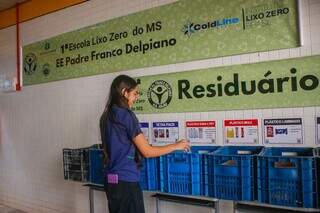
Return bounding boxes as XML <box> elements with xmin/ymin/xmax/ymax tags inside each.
<box><xmin>104</xmin><ymin>105</ymin><xmax>142</xmax><ymax>182</ymax></box>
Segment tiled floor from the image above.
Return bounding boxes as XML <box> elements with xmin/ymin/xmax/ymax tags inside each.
<box><xmin>0</xmin><ymin>204</ymin><xmax>27</xmax><ymax>213</ymax></box>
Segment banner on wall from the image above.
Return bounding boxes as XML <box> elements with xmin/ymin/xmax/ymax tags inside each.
<box><xmin>263</xmin><ymin>118</ymin><xmax>303</xmax><ymax>144</ymax></box>
<box><xmin>133</xmin><ymin>55</ymin><xmax>320</xmax><ymax>113</ymax></box>
<box><xmin>22</xmin><ymin>0</ymin><xmax>299</xmax><ymax>85</ymax></box>
<box><xmin>185</xmin><ymin>120</ymin><xmax>216</xmax><ymax>144</ymax></box>
<box><xmin>224</xmin><ymin>119</ymin><xmax>259</xmax><ymax>144</ymax></box>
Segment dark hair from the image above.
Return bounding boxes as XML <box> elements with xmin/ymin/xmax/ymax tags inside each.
<box><xmin>99</xmin><ymin>75</ymin><xmax>142</xmax><ymax>166</ymax></box>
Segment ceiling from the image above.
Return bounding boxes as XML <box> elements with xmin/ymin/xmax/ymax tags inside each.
<box><xmin>0</xmin><ymin>0</ymin><xmax>29</xmax><ymax>11</ymax></box>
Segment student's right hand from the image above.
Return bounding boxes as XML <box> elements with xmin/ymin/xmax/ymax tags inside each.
<box><xmin>174</xmin><ymin>139</ymin><xmax>190</xmax><ymax>152</ymax></box>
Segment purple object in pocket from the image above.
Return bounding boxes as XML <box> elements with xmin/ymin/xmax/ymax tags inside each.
<box><xmin>107</xmin><ymin>174</ymin><xmax>118</xmax><ymax>184</ymax></box>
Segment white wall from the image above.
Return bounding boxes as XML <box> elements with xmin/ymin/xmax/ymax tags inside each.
<box><xmin>0</xmin><ymin>0</ymin><xmax>319</xmax><ymax>212</ymax></box>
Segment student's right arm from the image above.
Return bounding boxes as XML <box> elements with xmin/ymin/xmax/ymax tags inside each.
<box><xmin>132</xmin><ymin>133</ymin><xmax>190</xmax><ymax>158</ymax></box>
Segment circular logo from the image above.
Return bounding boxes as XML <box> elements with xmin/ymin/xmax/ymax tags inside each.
<box><xmin>24</xmin><ymin>53</ymin><xmax>37</xmax><ymax>75</ymax></box>
<box><xmin>44</xmin><ymin>42</ymin><xmax>50</xmax><ymax>50</ymax></box>
<box><xmin>147</xmin><ymin>80</ymin><xmax>172</xmax><ymax>109</ymax></box>
<box><xmin>42</xmin><ymin>63</ymin><xmax>50</xmax><ymax>76</ymax></box>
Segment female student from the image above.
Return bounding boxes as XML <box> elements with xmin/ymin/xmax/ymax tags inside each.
<box><xmin>100</xmin><ymin>75</ymin><xmax>190</xmax><ymax>213</ymax></box>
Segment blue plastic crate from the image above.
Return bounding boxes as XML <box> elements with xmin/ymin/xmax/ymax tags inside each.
<box><xmin>188</xmin><ymin>146</ymin><xmax>220</xmax><ymax>196</ymax></box>
<box><xmin>160</xmin><ymin>146</ymin><xmax>218</xmax><ymax>196</ymax></box>
<box><xmin>204</xmin><ymin>154</ymin><xmax>215</xmax><ymax>197</ymax></box>
<box><xmin>63</xmin><ymin>144</ymin><xmax>102</xmax><ymax>182</ymax></box>
<box><xmin>140</xmin><ymin>157</ymin><xmax>159</xmax><ymax>191</ymax></box>
<box><xmin>197</xmin><ymin>146</ymin><xmax>220</xmax><ymax>196</ymax></box>
<box><xmin>140</xmin><ymin>160</ymin><xmax>148</xmax><ymax>190</ymax></box>
<box><xmin>160</xmin><ymin>152</ymin><xmax>199</xmax><ymax>195</ymax></box>
<box><xmin>211</xmin><ymin>146</ymin><xmax>263</xmax><ymax>201</ymax></box>
<box><xmin>63</xmin><ymin>148</ymin><xmax>89</xmax><ymax>182</ymax></box>
<box><xmin>89</xmin><ymin>149</ymin><xmax>105</xmax><ymax>185</ymax></box>
<box><xmin>314</xmin><ymin>147</ymin><xmax>320</xmax><ymax>208</ymax></box>
<box><xmin>257</xmin><ymin>147</ymin><xmax>318</xmax><ymax>208</ymax></box>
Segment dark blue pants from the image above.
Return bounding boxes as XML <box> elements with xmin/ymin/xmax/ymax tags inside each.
<box><xmin>105</xmin><ymin>181</ymin><xmax>145</xmax><ymax>213</ymax></box>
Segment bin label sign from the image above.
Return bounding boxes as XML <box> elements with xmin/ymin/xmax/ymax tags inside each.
<box><xmin>140</xmin><ymin>122</ymin><xmax>150</xmax><ymax>143</ymax></box>
<box><xmin>264</xmin><ymin>118</ymin><xmax>303</xmax><ymax>144</ymax></box>
<box><xmin>152</xmin><ymin>122</ymin><xmax>179</xmax><ymax>144</ymax></box>
<box><xmin>224</xmin><ymin>119</ymin><xmax>259</xmax><ymax>144</ymax></box>
<box><xmin>185</xmin><ymin>120</ymin><xmax>216</xmax><ymax>144</ymax></box>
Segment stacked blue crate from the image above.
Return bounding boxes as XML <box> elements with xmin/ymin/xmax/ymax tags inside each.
<box><xmin>89</xmin><ymin>149</ymin><xmax>105</xmax><ymax>185</ymax></box>
<box><xmin>160</xmin><ymin>146</ymin><xmax>218</xmax><ymax>196</ymax></box>
<box><xmin>257</xmin><ymin>147</ymin><xmax>317</xmax><ymax>208</ymax></box>
<box><xmin>211</xmin><ymin>146</ymin><xmax>263</xmax><ymax>201</ymax></box>
<box><xmin>63</xmin><ymin>144</ymin><xmax>102</xmax><ymax>182</ymax></box>
<box><xmin>140</xmin><ymin>157</ymin><xmax>159</xmax><ymax>191</ymax></box>
<box><xmin>140</xmin><ymin>160</ymin><xmax>148</xmax><ymax>190</ymax></box>
<box><xmin>204</xmin><ymin>153</ymin><xmax>215</xmax><ymax>197</ymax></box>
<box><xmin>314</xmin><ymin>147</ymin><xmax>320</xmax><ymax>209</ymax></box>
<box><xmin>63</xmin><ymin>148</ymin><xmax>89</xmax><ymax>182</ymax></box>
<box><xmin>160</xmin><ymin>150</ymin><xmax>200</xmax><ymax>195</ymax></box>
<box><xmin>194</xmin><ymin>146</ymin><xmax>220</xmax><ymax>196</ymax></box>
